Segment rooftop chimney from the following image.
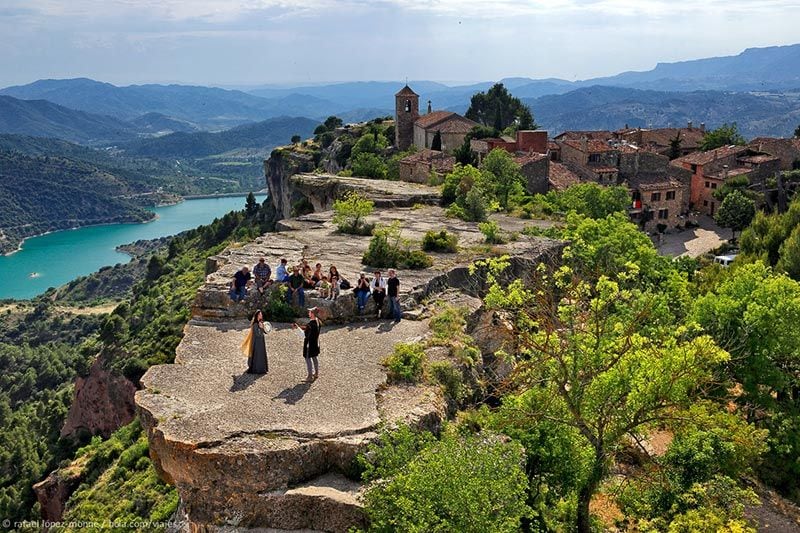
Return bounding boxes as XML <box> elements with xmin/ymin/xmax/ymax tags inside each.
<box><xmin>700</xmin><ymin>123</ymin><xmax>706</xmax><ymax>133</ymax></box>
<box><xmin>427</xmin><ymin>100</ymin><xmax>432</xmax><ymax>114</ymax></box>
<box><xmin>723</xmin><ymin>164</ymin><xmax>729</xmax><ymax>180</ymax></box>
<box><xmin>688</xmin><ymin>121</ymin><xmax>693</xmax><ymax>130</ymax></box>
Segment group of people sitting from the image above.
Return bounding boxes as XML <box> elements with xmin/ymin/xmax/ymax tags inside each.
<box><xmin>229</xmin><ymin>257</ymin><xmax>402</xmax><ymax>321</ymax></box>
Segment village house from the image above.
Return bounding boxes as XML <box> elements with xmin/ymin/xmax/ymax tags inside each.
<box><xmin>548</xmin><ymin>162</ymin><xmax>581</xmax><ymax>191</ymax></box>
<box><xmin>747</xmin><ymin>137</ymin><xmax>800</xmax><ymax>170</ymax></box>
<box><xmin>672</xmin><ymin>145</ymin><xmax>781</xmax><ymax>216</ymax></box>
<box><xmin>629</xmin><ymin>179</ymin><xmax>686</xmax><ymax>232</ymax></box>
<box><xmin>398</xmin><ymin>149</ymin><xmax>455</xmax><ymax>184</ymax></box>
<box><xmin>615</xmin><ymin>123</ymin><xmax>706</xmax><ymax>158</ymax></box>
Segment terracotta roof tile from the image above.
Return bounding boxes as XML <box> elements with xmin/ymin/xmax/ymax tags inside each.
<box><xmin>637</xmin><ymin>178</ymin><xmax>683</xmax><ymax>191</ymax></box>
<box><xmin>673</xmin><ymin>145</ymin><xmax>748</xmax><ymax>166</ymax></box>
<box><xmin>548</xmin><ymin>162</ymin><xmax>580</xmax><ymax>191</ymax></box>
<box><xmin>554</xmin><ymin>131</ymin><xmax>615</xmax><ymax>141</ymax></box>
<box><xmin>737</xmin><ymin>154</ymin><xmax>780</xmax><ymax>164</ymax></box>
<box><xmin>414</xmin><ymin>111</ymin><xmax>456</xmax><ymax>129</ymax></box>
<box><xmin>562</xmin><ymin>139</ymin><xmax>616</xmax><ymax>153</ymax></box>
<box><xmin>514</xmin><ymin>153</ymin><xmax>548</xmax><ymax>166</ymax></box>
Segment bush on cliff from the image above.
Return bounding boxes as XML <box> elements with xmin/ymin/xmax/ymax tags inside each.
<box><xmin>362</xmin><ymin>433</ymin><xmax>530</xmax><ymax>533</ymax></box>
<box><xmin>333</xmin><ymin>191</ymin><xmax>375</xmax><ymax>235</ymax></box>
<box><xmin>422</xmin><ymin>230</ymin><xmax>459</xmax><ymax>253</ymax></box>
<box><xmin>383</xmin><ymin>342</ymin><xmax>426</xmax><ymax>383</ymax></box>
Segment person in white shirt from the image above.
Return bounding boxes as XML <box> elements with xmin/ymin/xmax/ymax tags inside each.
<box><xmin>370</xmin><ymin>270</ymin><xmax>387</xmax><ymax>318</ymax></box>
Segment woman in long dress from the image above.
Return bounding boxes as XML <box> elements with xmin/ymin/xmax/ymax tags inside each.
<box><xmin>293</xmin><ymin>307</ymin><xmax>321</xmax><ymax>381</ymax></box>
<box><xmin>241</xmin><ymin>310</ymin><xmax>270</xmax><ymax>374</ymax></box>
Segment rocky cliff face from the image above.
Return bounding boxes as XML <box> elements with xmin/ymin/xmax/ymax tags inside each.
<box><xmin>60</xmin><ymin>357</ymin><xmax>138</xmax><ymax>439</ymax></box>
<box><xmin>264</xmin><ymin>149</ymin><xmax>317</xmax><ymax>221</ymax></box>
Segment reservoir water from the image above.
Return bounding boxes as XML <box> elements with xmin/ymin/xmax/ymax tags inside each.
<box><xmin>0</xmin><ymin>195</ymin><xmax>266</xmax><ymax>300</ymax></box>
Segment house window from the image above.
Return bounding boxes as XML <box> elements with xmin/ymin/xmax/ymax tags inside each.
<box><xmin>658</xmin><ymin>209</ymin><xmax>669</xmax><ymax>220</ymax></box>
<box><xmin>704</xmin><ymin>181</ymin><xmax>710</xmax><ymax>188</ymax></box>
<box><xmin>588</xmin><ymin>154</ymin><xmax>601</xmax><ymax>163</ymax></box>
<box><xmin>703</xmin><ymin>200</ymin><xmax>709</xmax><ymax>207</ymax></box>
<box><xmin>691</xmin><ymin>164</ymin><xmax>698</xmax><ymax>173</ymax></box>
<box><xmin>711</xmin><ymin>182</ymin><xmax>717</xmax><ymax>189</ymax></box>
<box><xmin>666</xmin><ymin>190</ymin><xmax>676</xmax><ymax>201</ymax></box>
<box><xmin>650</xmin><ymin>192</ymin><xmax>661</xmax><ymax>202</ymax></box>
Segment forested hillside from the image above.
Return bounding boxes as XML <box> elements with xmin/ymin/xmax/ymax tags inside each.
<box><xmin>0</xmin><ymin>153</ymin><xmax>156</xmax><ymax>254</ymax></box>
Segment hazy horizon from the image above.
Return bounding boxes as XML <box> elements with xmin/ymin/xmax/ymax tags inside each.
<box><xmin>2</xmin><ymin>0</ymin><xmax>800</xmax><ymax>88</ymax></box>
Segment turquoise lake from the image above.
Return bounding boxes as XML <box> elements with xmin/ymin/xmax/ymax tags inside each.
<box><xmin>0</xmin><ymin>195</ymin><xmax>266</xmax><ymax>300</ymax></box>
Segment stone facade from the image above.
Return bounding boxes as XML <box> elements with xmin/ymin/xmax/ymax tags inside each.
<box><xmin>398</xmin><ymin>149</ymin><xmax>456</xmax><ymax>184</ymax></box>
<box><xmin>748</xmin><ymin>137</ymin><xmax>800</xmax><ymax>171</ymax></box>
<box><xmin>515</xmin><ymin>153</ymin><xmax>550</xmax><ymax>195</ymax></box>
<box><xmin>395</xmin><ymin>85</ymin><xmax>419</xmax><ymax>151</ymax></box>
<box><xmin>412</xmin><ymin>111</ymin><xmax>478</xmax><ymax>154</ymax></box>
<box><xmin>630</xmin><ymin>180</ymin><xmax>685</xmax><ymax>232</ymax></box>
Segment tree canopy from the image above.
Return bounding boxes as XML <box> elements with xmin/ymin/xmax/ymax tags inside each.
<box><xmin>700</xmin><ymin>123</ymin><xmax>746</xmax><ymax>151</ymax></box>
<box><xmin>715</xmin><ymin>189</ymin><xmax>755</xmax><ymax>240</ymax></box>
<box><xmin>465</xmin><ymin>83</ymin><xmax>536</xmax><ymax>132</ymax></box>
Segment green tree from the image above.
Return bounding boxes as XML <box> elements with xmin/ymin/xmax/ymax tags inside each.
<box><xmin>245</xmin><ymin>192</ymin><xmax>259</xmax><ymax>215</ymax></box>
<box><xmin>430</xmin><ymin>130</ymin><xmax>442</xmax><ymax>151</ymax></box>
<box><xmin>465</xmin><ymin>83</ymin><xmax>536</xmax><ymax>131</ymax></box>
<box><xmin>453</xmin><ymin>125</ymin><xmax>499</xmax><ymax>165</ymax></box>
<box><xmin>351</xmin><ymin>152</ymin><xmax>388</xmax><ymax>179</ymax></box>
<box><xmin>332</xmin><ymin>191</ymin><xmax>375</xmax><ymax>234</ymax></box>
<box><xmin>537</xmin><ymin>183</ymin><xmax>631</xmax><ymax>219</ymax></box>
<box><xmin>480</xmin><ymin>148</ymin><xmax>524</xmax><ymax>211</ymax></box>
<box><xmin>669</xmin><ymin>131</ymin><xmax>683</xmax><ymax>160</ymax></box>
<box><xmin>482</xmin><ymin>261</ymin><xmax>728</xmax><ymax>533</ymax></box>
<box><xmin>777</xmin><ymin>224</ymin><xmax>800</xmax><ymax>279</ymax></box>
<box><xmin>290</xmin><ymin>135</ymin><xmax>301</xmax><ymax>144</ymax></box>
<box><xmin>324</xmin><ymin>115</ymin><xmax>343</xmax><ymax>131</ymax></box>
<box><xmin>700</xmin><ymin>123</ymin><xmax>746</xmax><ymax>151</ymax></box>
<box><xmin>715</xmin><ymin>189</ymin><xmax>755</xmax><ymax>241</ymax></box>
<box><xmin>363</xmin><ymin>433</ymin><xmax>530</xmax><ymax>532</ymax></box>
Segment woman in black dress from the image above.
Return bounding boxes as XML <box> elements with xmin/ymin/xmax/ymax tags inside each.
<box><xmin>242</xmin><ymin>310</ymin><xmax>270</xmax><ymax>374</ymax></box>
<box><xmin>293</xmin><ymin>307</ymin><xmax>321</xmax><ymax>381</ymax></box>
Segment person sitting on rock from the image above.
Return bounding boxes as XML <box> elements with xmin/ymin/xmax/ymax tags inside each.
<box><xmin>275</xmin><ymin>258</ymin><xmax>290</xmax><ymax>283</ymax></box>
<box><xmin>311</xmin><ymin>263</ymin><xmax>324</xmax><ymax>284</ymax></box>
<box><xmin>354</xmin><ymin>272</ymin><xmax>371</xmax><ymax>314</ymax></box>
<box><xmin>316</xmin><ymin>275</ymin><xmax>332</xmax><ymax>299</ymax></box>
<box><xmin>287</xmin><ymin>266</ymin><xmax>306</xmax><ymax>307</ymax></box>
<box><xmin>229</xmin><ymin>266</ymin><xmax>252</xmax><ymax>302</ymax></box>
<box><xmin>302</xmin><ymin>264</ymin><xmax>315</xmax><ymax>289</ymax></box>
<box><xmin>370</xmin><ymin>270</ymin><xmax>387</xmax><ymax>318</ymax></box>
<box><xmin>253</xmin><ymin>257</ymin><xmax>272</xmax><ymax>295</ymax></box>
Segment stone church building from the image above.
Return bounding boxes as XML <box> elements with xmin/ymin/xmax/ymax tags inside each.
<box><xmin>394</xmin><ymin>85</ymin><xmax>478</xmax><ymax>154</ymax></box>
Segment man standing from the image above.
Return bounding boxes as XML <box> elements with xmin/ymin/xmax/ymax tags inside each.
<box><xmin>230</xmin><ymin>266</ymin><xmax>252</xmax><ymax>302</ymax></box>
<box><xmin>387</xmin><ymin>269</ymin><xmax>401</xmax><ymax>321</ymax></box>
<box><xmin>253</xmin><ymin>257</ymin><xmax>272</xmax><ymax>295</ymax></box>
<box><xmin>276</xmin><ymin>258</ymin><xmax>290</xmax><ymax>282</ymax></box>
<box><xmin>287</xmin><ymin>266</ymin><xmax>306</xmax><ymax>308</ymax></box>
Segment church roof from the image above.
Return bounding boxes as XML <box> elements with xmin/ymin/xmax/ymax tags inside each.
<box><xmin>395</xmin><ymin>85</ymin><xmax>419</xmax><ymax>97</ymax></box>
<box><xmin>415</xmin><ymin>111</ymin><xmax>478</xmax><ymax>134</ymax></box>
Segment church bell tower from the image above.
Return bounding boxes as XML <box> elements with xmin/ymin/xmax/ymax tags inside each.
<box><xmin>394</xmin><ymin>85</ymin><xmax>419</xmax><ymax>150</ymax></box>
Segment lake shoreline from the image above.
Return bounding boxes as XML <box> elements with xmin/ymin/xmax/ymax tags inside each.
<box><xmin>0</xmin><ymin>195</ymin><xmax>267</xmax><ymax>300</ymax></box>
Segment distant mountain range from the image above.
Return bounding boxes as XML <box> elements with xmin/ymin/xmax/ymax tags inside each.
<box><xmin>1</xmin><ymin>43</ymin><xmax>800</xmax><ymax>142</ymax></box>
<box><xmin>123</xmin><ymin>116</ymin><xmax>319</xmax><ymax>158</ymax></box>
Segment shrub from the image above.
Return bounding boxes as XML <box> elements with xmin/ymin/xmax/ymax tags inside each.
<box><xmin>357</xmin><ymin>425</ymin><xmax>436</xmax><ymax>482</ymax></box>
<box><xmin>333</xmin><ymin>191</ymin><xmax>374</xmax><ymax>235</ymax></box>
<box><xmin>363</xmin><ymin>222</ymin><xmax>407</xmax><ymax>268</ymax></box>
<box><xmin>478</xmin><ymin>220</ymin><xmax>505</xmax><ymax>244</ymax></box>
<box><xmin>463</xmin><ymin>186</ymin><xmax>488</xmax><ymax>222</ymax></box>
<box><xmin>427</xmin><ymin>361</ymin><xmax>465</xmax><ymax>410</ymax></box>
<box><xmin>404</xmin><ymin>250</ymin><xmax>433</xmax><ymax>269</ymax></box>
<box><xmin>383</xmin><ymin>342</ymin><xmax>426</xmax><ymax>383</ymax></box>
<box><xmin>264</xmin><ymin>285</ymin><xmax>295</xmax><ymax>322</ymax></box>
<box><xmin>351</xmin><ymin>152</ymin><xmax>388</xmax><ymax>179</ymax></box>
<box><xmin>363</xmin><ymin>434</ymin><xmax>530</xmax><ymax>533</ymax></box>
<box><xmin>422</xmin><ymin>230</ymin><xmax>459</xmax><ymax>253</ymax></box>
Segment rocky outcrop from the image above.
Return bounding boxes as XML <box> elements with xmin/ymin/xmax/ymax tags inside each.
<box><xmin>61</xmin><ymin>358</ymin><xmax>137</xmax><ymax>439</ymax></box>
<box><xmin>33</xmin><ymin>460</ymin><xmax>87</xmax><ymax>522</ymax></box>
<box><xmin>137</xmin><ymin>319</ymin><xmax>442</xmax><ymax>532</ymax></box>
<box><xmin>264</xmin><ymin>149</ymin><xmax>318</xmax><ymax>224</ymax></box>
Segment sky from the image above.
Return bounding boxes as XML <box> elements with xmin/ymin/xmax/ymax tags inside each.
<box><xmin>1</xmin><ymin>0</ymin><xmax>799</xmax><ymax>88</ymax></box>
